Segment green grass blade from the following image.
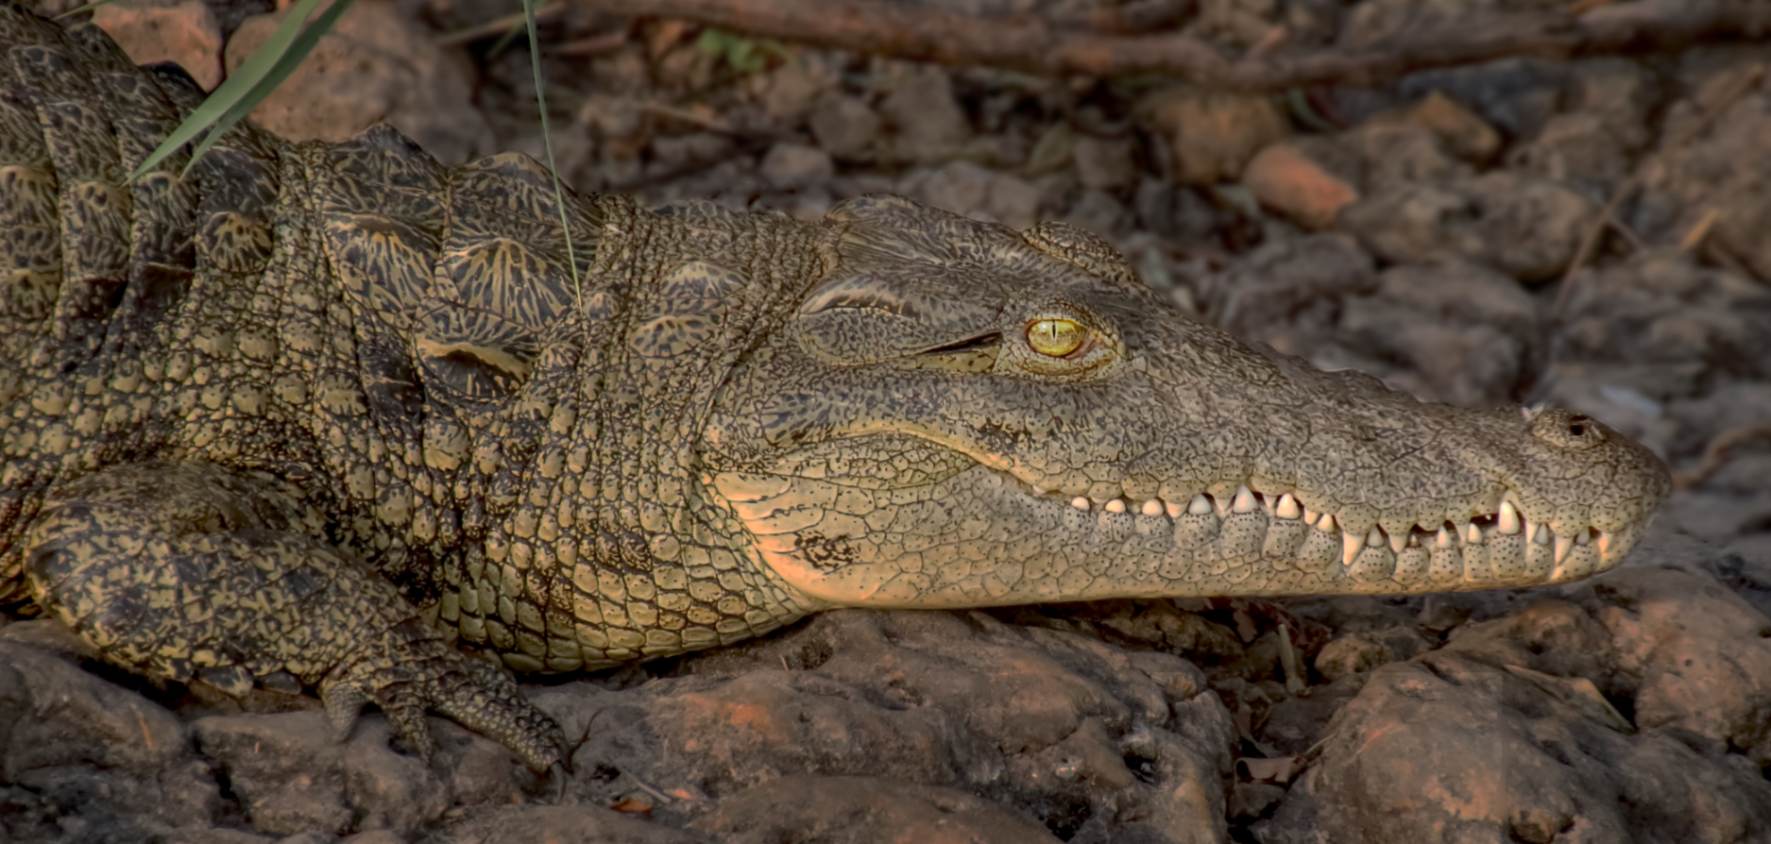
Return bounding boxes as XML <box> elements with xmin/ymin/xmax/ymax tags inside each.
<box><xmin>128</xmin><ymin>0</ymin><xmax>337</xmax><ymax>180</ymax></box>
<box><xmin>181</xmin><ymin>0</ymin><xmax>356</xmax><ymax>171</ymax></box>
<box><xmin>522</xmin><ymin>0</ymin><xmax>582</xmax><ymax>298</ymax></box>
<box><xmin>53</xmin><ymin>0</ymin><xmax>120</xmax><ymax>19</ymax></box>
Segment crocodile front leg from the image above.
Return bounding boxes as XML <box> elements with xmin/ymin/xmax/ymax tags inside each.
<box><xmin>20</xmin><ymin>461</ymin><xmax>566</xmax><ymax>772</ymax></box>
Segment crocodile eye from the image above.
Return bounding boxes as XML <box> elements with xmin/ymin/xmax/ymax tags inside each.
<box><xmin>1027</xmin><ymin>318</ymin><xmax>1085</xmax><ymax>357</ymax></box>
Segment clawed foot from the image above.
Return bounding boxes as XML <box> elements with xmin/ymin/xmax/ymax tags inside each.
<box><xmin>318</xmin><ymin>620</ymin><xmax>568</xmax><ymax>773</ymax></box>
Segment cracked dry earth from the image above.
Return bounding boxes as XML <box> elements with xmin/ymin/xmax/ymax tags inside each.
<box><xmin>6</xmin><ymin>0</ymin><xmax>1771</xmax><ymax>842</ymax></box>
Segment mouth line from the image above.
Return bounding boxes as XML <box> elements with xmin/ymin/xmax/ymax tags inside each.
<box><xmin>1018</xmin><ymin>480</ymin><xmax>1619</xmax><ymax>569</ymax></box>
<box><xmin>893</xmin><ymin>433</ymin><xmax>1635</xmax><ymax>571</ymax></box>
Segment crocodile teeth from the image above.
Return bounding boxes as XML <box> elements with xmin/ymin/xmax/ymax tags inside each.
<box><xmin>1464</xmin><ymin>523</ymin><xmax>1483</xmax><ymax>545</ymax></box>
<box><xmin>1554</xmin><ymin>534</ymin><xmax>1573</xmax><ymax>564</ymax></box>
<box><xmin>1071</xmin><ymin>497</ymin><xmax>1090</xmax><ymax>511</ymax></box>
<box><xmin>1302</xmin><ymin>507</ymin><xmax>1319</xmax><ymax>525</ymax></box>
<box><xmin>1436</xmin><ymin>527</ymin><xmax>1453</xmax><ymax>549</ymax></box>
<box><xmin>1275</xmin><ymin>494</ymin><xmax>1300</xmax><ymax>520</ymax></box>
<box><xmin>1530</xmin><ymin>521</ymin><xmax>1551</xmax><ymax>545</ymax></box>
<box><xmin>1343</xmin><ymin>532</ymin><xmax>1363</xmax><ymax>566</ymax></box>
<box><xmin>1598</xmin><ymin>530</ymin><xmax>1613</xmax><ymax>558</ymax></box>
<box><xmin>1575</xmin><ymin>529</ymin><xmax>1592</xmax><ymax>546</ymax></box>
<box><xmin>1105</xmin><ymin>499</ymin><xmax>1126</xmax><ymax>514</ymax></box>
<box><xmin>1189</xmin><ymin>494</ymin><xmax>1213</xmax><ymax>516</ymax></box>
<box><xmin>1365</xmin><ymin>528</ymin><xmax>1384</xmax><ymax>547</ymax></box>
<box><xmin>1232</xmin><ymin>486</ymin><xmax>1259</xmax><ymax>514</ymax></box>
<box><xmin>1497</xmin><ymin>501</ymin><xmax>1521</xmax><ymax>535</ymax></box>
<box><xmin>1389</xmin><ymin>531</ymin><xmax>1407</xmax><ymax>554</ymax></box>
<box><xmin>1317</xmin><ymin>513</ymin><xmax>1336</xmax><ymax>533</ymax></box>
<box><xmin>1165</xmin><ymin>500</ymin><xmax>1183</xmax><ymax>518</ymax></box>
<box><xmin>1142</xmin><ymin>499</ymin><xmax>1164</xmax><ymax>516</ymax></box>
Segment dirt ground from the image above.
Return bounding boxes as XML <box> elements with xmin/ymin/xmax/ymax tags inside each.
<box><xmin>5</xmin><ymin>0</ymin><xmax>1771</xmax><ymax>841</ymax></box>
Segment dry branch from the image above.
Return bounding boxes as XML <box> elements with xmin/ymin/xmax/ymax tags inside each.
<box><xmin>575</xmin><ymin>0</ymin><xmax>1771</xmax><ymax>91</ymax></box>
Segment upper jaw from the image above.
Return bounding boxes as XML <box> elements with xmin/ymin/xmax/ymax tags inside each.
<box><xmin>893</xmin><ymin>392</ymin><xmax>1670</xmax><ymax>574</ymax></box>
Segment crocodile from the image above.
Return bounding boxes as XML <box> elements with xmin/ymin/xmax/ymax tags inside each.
<box><xmin>0</xmin><ymin>3</ymin><xmax>1671</xmax><ymax>774</ymax></box>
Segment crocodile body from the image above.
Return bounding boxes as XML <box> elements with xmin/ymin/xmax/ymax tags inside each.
<box><xmin>0</xmin><ymin>4</ymin><xmax>1671</xmax><ymax>771</ymax></box>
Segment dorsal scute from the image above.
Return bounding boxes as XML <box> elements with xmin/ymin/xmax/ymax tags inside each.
<box><xmin>415</xmin><ymin>302</ymin><xmax>540</xmax><ymax>407</ymax></box>
<box><xmin>315</xmin><ymin>124</ymin><xmax>449</xmax><ymax>332</ymax></box>
<box><xmin>628</xmin><ymin>260</ymin><xmax>748</xmax><ymax>360</ymax></box>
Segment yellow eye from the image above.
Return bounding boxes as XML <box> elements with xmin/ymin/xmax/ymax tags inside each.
<box><xmin>1027</xmin><ymin>318</ymin><xmax>1086</xmax><ymax>357</ymax></box>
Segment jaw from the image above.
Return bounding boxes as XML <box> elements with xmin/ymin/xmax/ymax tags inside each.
<box><xmin>708</xmin><ymin>404</ymin><xmax>1670</xmax><ymax>609</ymax></box>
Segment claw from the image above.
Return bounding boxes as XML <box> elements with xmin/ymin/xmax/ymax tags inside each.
<box><xmin>320</xmin><ymin>681</ymin><xmax>368</xmax><ymax>743</ymax></box>
<box><xmin>547</xmin><ymin>762</ymin><xmax>571</xmax><ymax>805</ymax></box>
<box><xmin>385</xmin><ymin>697</ymin><xmax>439</xmax><ymax>761</ymax></box>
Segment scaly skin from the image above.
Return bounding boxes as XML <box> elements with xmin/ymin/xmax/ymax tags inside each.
<box><xmin>0</xmin><ymin>5</ymin><xmax>1670</xmax><ymax>772</ymax></box>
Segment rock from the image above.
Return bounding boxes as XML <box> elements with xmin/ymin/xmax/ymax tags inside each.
<box><xmin>1366</xmin><ymin>90</ymin><xmax>1502</xmax><ymax>164</ymax></box>
<box><xmin>193</xmin><ymin>709</ymin><xmax>510</xmax><ymax>836</ymax></box>
<box><xmin>1552</xmin><ymin>256</ymin><xmax>1771</xmax><ymax>386</ymax></box>
<box><xmin>1374</xmin><ymin>259</ymin><xmax>1539</xmax><ymax>340</ymax></box>
<box><xmin>1339</xmin><ymin>172</ymin><xmax>1594</xmax><ymax>280</ymax></box>
<box><xmin>0</xmin><ymin>639</ymin><xmax>223</xmax><ymax>842</ymax></box>
<box><xmin>1242</xmin><ymin>136</ymin><xmax>1363</xmax><ymax>230</ymax></box>
<box><xmin>758</xmin><ymin>143</ymin><xmax>834</xmax><ymax>188</ymax></box>
<box><xmin>906</xmin><ymin>160</ymin><xmax>996</xmax><ymax>219</ymax></box>
<box><xmin>1208</xmin><ymin>233</ymin><xmax>1376</xmax><ymax>339</ymax></box>
<box><xmin>180</xmin><ymin>830</ymin><xmax>277</xmax><ymax>844</ymax></box>
<box><xmin>540</xmin><ymin>609</ymin><xmax>1237</xmax><ymax>843</ymax></box>
<box><xmin>1661</xmin><ymin>491</ymin><xmax>1771</xmax><ymax>544</ymax></box>
<box><xmin>1261</xmin><ymin>549</ymin><xmax>1771</xmax><ymax>842</ymax></box>
<box><xmin>1137</xmin><ymin>86</ymin><xmax>1291</xmax><ymax>186</ymax></box>
<box><xmin>1061</xmin><ymin>188</ymin><xmax>1130</xmax><ymax>238</ymax></box>
<box><xmin>1514</xmin><ymin>59</ymin><xmax>1659</xmax><ymax>190</ymax></box>
<box><xmin>902</xmin><ymin>162</ymin><xmax>1043</xmax><ymax>230</ymax></box>
<box><xmin>1342</xmin><ymin>120</ymin><xmax>1471</xmax><ymax>193</ymax></box>
<box><xmin>1331</xmin><ymin>259</ymin><xmax>1541</xmax><ymax>405</ymax></box>
<box><xmin>758</xmin><ymin>63</ymin><xmax>824</xmax><ymax>125</ymax></box>
<box><xmin>686</xmin><ymin>775</ymin><xmax>1062</xmax><ymax>843</ymax></box>
<box><xmin>1072</xmin><ymin>134</ymin><xmax>1139</xmax><ymax>191</ymax></box>
<box><xmin>278</xmin><ymin>833</ymin><xmax>340</xmax><ymax>844</ymax></box>
<box><xmin>809</xmin><ymin>91</ymin><xmax>883</xmax><ymax>160</ymax></box>
<box><xmin>984</xmin><ymin>172</ymin><xmax>1042</xmax><ymax>231</ymax></box>
<box><xmin>343</xmin><ymin>831</ymin><xmax>407</xmax><ymax>844</ymax></box>
<box><xmin>1595</xmin><ymin>566</ymin><xmax>1771</xmax><ymax>766</ymax></box>
<box><xmin>1395</xmin><ymin>57</ymin><xmax>1570</xmax><ymax>140</ymax></box>
<box><xmin>429</xmin><ymin>805</ymin><xmax>703</xmax><ymax>843</ymax></box>
<box><xmin>1713</xmin><ymin>174</ymin><xmax>1771</xmax><ymax>284</ymax></box>
<box><xmin>1227</xmin><ymin>781</ymin><xmax>1287</xmax><ymax>821</ymax></box>
<box><xmin>225</xmin><ymin>0</ymin><xmax>493</xmax><ymax>165</ymax></box>
<box><xmin>1285</xmin><ymin>653</ymin><xmax>1771</xmax><ymax>843</ymax></box>
<box><xmin>1311</xmin><ymin>633</ymin><xmax>1395</xmax><ymax>683</ymax></box>
<box><xmin>1633</xmin><ymin>60</ymin><xmax>1771</xmax><ymax>247</ymax></box>
<box><xmin>877</xmin><ymin>65</ymin><xmax>972</xmax><ymax>161</ymax></box>
<box><xmin>90</xmin><ymin>0</ymin><xmax>224</xmax><ymax>91</ymax></box>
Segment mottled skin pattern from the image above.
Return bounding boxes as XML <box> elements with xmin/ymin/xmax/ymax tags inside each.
<box><xmin>0</xmin><ymin>5</ymin><xmax>1670</xmax><ymax>773</ymax></box>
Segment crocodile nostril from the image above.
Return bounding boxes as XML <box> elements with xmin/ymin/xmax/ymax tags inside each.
<box><xmin>1569</xmin><ymin>423</ymin><xmax>1586</xmax><ymax>436</ymax></box>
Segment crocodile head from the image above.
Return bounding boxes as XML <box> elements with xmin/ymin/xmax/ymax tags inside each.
<box><xmin>700</xmin><ymin>195</ymin><xmax>1670</xmax><ymax>608</ymax></box>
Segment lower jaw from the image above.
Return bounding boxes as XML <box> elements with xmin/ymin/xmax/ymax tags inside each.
<box><xmin>1081</xmin><ymin>511</ymin><xmax>1647</xmax><ymax>597</ymax></box>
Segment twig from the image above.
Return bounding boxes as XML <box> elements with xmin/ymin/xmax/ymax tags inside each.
<box><xmin>439</xmin><ymin>1</ymin><xmax>567</xmax><ymax>46</ymax></box>
<box><xmin>557</xmin><ymin>29</ymin><xmax>628</xmax><ymax>55</ymax></box>
<box><xmin>571</xmin><ymin>0</ymin><xmax>1771</xmax><ymax>92</ymax></box>
<box><xmin>1678</xmin><ymin>207</ymin><xmax>1721</xmax><ymax>252</ymax></box>
<box><xmin>1550</xmin><ymin>61</ymin><xmax>1765</xmax><ymax>326</ymax></box>
<box><xmin>1050</xmin><ymin>0</ymin><xmax>1193</xmax><ymax>35</ymax></box>
<box><xmin>638</xmin><ymin>101</ymin><xmax>799</xmax><ymax>143</ymax></box>
<box><xmin>1674</xmin><ymin>424</ymin><xmax>1771</xmax><ymax>490</ymax></box>
<box><xmin>1276</xmin><ymin>622</ymin><xmax>1306</xmax><ymax>695</ymax></box>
